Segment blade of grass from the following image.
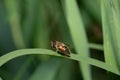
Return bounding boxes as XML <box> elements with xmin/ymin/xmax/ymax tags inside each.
<box><xmin>0</xmin><ymin>49</ymin><xmax>120</xmax><ymax>75</ymax></box>
<box><xmin>64</xmin><ymin>0</ymin><xmax>91</xmax><ymax>80</ymax></box>
<box><xmin>13</xmin><ymin>56</ymin><xmax>34</xmax><ymax>80</ymax></box>
<box><xmin>0</xmin><ymin>77</ymin><xmax>3</xmax><ymax>80</ymax></box>
<box><xmin>56</xmin><ymin>60</ymin><xmax>80</xmax><ymax>80</ymax></box>
<box><xmin>89</xmin><ymin>43</ymin><xmax>103</xmax><ymax>51</ymax></box>
<box><xmin>101</xmin><ymin>0</ymin><xmax>120</xmax><ymax>71</ymax></box>
<box><xmin>5</xmin><ymin>0</ymin><xmax>26</xmax><ymax>48</ymax></box>
<box><xmin>82</xmin><ymin>0</ymin><xmax>101</xmax><ymax>22</ymax></box>
<box><xmin>22</xmin><ymin>0</ymin><xmax>38</xmax><ymax>47</ymax></box>
<box><xmin>34</xmin><ymin>0</ymin><xmax>49</xmax><ymax>48</ymax></box>
<box><xmin>29</xmin><ymin>59</ymin><xmax>61</xmax><ymax>80</ymax></box>
<box><xmin>109</xmin><ymin>0</ymin><xmax>120</xmax><ymax>69</ymax></box>
<box><xmin>33</xmin><ymin>0</ymin><xmax>51</xmax><ymax>61</ymax></box>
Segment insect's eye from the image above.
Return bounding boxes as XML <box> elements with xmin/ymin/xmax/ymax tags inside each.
<box><xmin>60</xmin><ymin>46</ymin><xmax>67</xmax><ymax>50</ymax></box>
<box><xmin>62</xmin><ymin>46</ymin><xmax>67</xmax><ymax>49</ymax></box>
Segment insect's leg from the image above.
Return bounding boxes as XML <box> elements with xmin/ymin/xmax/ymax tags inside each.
<box><xmin>56</xmin><ymin>47</ymin><xmax>59</xmax><ymax>52</ymax></box>
<box><xmin>54</xmin><ymin>45</ymin><xmax>58</xmax><ymax>51</ymax></box>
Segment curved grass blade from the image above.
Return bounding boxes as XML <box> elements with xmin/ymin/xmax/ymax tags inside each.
<box><xmin>0</xmin><ymin>49</ymin><xmax>119</xmax><ymax>75</ymax></box>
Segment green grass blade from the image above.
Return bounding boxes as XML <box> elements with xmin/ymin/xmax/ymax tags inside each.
<box><xmin>89</xmin><ymin>43</ymin><xmax>103</xmax><ymax>51</ymax></box>
<box><xmin>5</xmin><ymin>0</ymin><xmax>26</xmax><ymax>48</ymax></box>
<box><xmin>34</xmin><ymin>1</ymin><xmax>49</xmax><ymax>48</ymax></box>
<box><xmin>82</xmin><ymin>0</ymin><xmax>101</xmax><ymax>22</ymax></box>
<box><xmin>0</xmin><ymin>49</ymin><xmax>120</xmax><ymax>75</ymax></box>
<box><xmin>13</xmin><ymin>56</ymin><xmax>34</xmax><ymax>80</ymax></box>
<box><xmin>64</xmin><ymin>0</ymin><xmax>91</xmax><ymax>80</ymax></box>
<box><xmin>29</xmin><ymin>59</ymin><xmax>61</xmax><ymax>80</ymax></box>
<box><xmin>110</xmin><ymin>0</ymin><xmax>120</xmax><ymax>68</ymax></box>
<box><xmin>101</xmin><ymin>0</ymin><xmax>120</xmax><ymax>71</ymax></box>
<box><xmin>22</xmin><ymin>0</ymin><xmax>38</xmax><ymax>46</ymax></box>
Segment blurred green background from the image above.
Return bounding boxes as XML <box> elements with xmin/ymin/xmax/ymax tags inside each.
<box><xmin>0</xmin><ymin>0</ymin><xmax>120</xmax><ymax>80</ymax></box>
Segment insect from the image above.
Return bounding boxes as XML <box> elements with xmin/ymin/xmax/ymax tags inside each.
<box><xmin>51</xmin><ymin>40</ymin><xmax>71</xmax><ymax>57</ymax></box>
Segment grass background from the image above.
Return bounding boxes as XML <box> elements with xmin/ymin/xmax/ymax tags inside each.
<box><xmin>0</xmin><ymin>0</ymin><xmax>120</xmax><ymax>80</ymax></box>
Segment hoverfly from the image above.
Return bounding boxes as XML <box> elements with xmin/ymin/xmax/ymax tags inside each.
<box><xmin>51</xmin><ymin>41</ymin><xmax>71</xmax><ymax>57</ymax></box>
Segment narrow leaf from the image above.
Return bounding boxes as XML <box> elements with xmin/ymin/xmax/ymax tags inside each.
<box><xmin>64</xmin><ymin>0</ymin><xmax>91</xmax><ymax>80</ymax></box>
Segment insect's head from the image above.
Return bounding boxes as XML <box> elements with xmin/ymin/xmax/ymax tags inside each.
<box><xmin>50</xmin><ymin>41</ymin><xmax>57</xmax><ymax>48</ymax></box>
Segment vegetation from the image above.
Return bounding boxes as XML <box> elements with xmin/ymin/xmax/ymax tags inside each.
<box><xmin>0</xmin><ymin>0</ymin><xmax>120</xmax><ymax>80</ymax></box>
